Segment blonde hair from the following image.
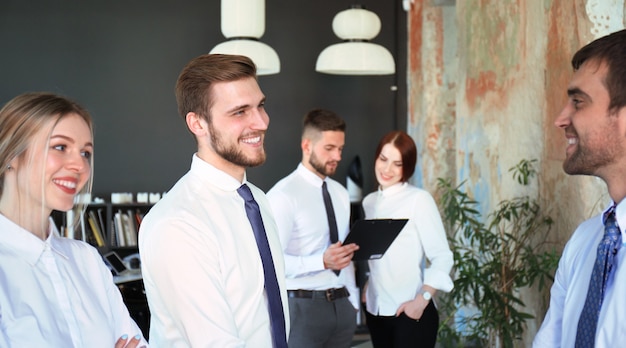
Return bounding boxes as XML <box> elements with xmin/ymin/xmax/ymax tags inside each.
<box><xmin>0</xmin><ymin>92</ymin><xmax>94</xmax><ymax>232</ymax></box>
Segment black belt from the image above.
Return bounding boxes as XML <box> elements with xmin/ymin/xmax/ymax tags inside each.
<box><xmin>287</xmin><ymin>287</ymin><xmax>350</xmax><ymax>302</ymax></box>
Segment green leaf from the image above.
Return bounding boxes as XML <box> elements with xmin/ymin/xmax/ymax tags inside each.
<box><xmin>436</xmin><ymin>158</ymin><xmax>560</xmax><ymax>347</ymax></box>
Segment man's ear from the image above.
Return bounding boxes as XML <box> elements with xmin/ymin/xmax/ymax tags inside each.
<box><xmin>301</xmin><ymin>138</ymin><xmax>311</xmax><ymax>155</ymax></box>
<box><xmin>186</xmin><ymin>112</ymin><xmax>208</xmax><ymax>137</ymax></box>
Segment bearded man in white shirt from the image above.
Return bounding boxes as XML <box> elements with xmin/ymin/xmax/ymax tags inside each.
<box><xmin>267</xmin><ymin>109</ymin><xmax>360</xmax><ymax>348</ymax></box>
<box><xmin>139</xmin><ymin>54</ymin><xmax>289</xmax><ymax>348</ymax></box>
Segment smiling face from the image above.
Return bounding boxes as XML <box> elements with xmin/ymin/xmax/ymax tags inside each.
<box><xmin>20</xmin><ymin>113</ymin><xmax>93</xmax><ymax>214</ymax></box>
<box><xmin>554</xmin><ymin>60</ymin><xmax>626</xmax><ymax>179</ymax></box>
<box><xmin>194</xmin><ymin>77</ymin><xmax>269</xmax><ymax>178</ymax></box>
<box><xmin>375</xmin><ymin>143</ymin><xmax>403</xmax><ymax>190</ymax></box>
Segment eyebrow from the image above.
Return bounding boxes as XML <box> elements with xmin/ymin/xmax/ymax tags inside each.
<box><xmin>226</xmin><ymin>104</ymin><xmax>250</xmax><ymax>114</ymax></box>
<box><xmin>226</xmin><ymin>97</ymin><xmax>266</xmax><ymax>114</ymax></box>
<box><xmin>567</xmin><ymin>87</ymin><xmax>590</xmax><ymax>99</ymax></box>
<box><xmin>51</xmin><ymin>134</ymin><xmax>94</xmax><ymax>148</ymax></box>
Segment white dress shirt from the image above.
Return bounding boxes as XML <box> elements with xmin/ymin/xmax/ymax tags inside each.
<box><xmin>362</xmin><ymin>182</ymin><xmax>454</xmax><ymax>316</ymax></box>
<box><xmin>266</xmin><ymin>163</ymin><xmax>359</xmax><ymax>309</ymax></box>
<box><xmin>0</xmin><ymin>215</ymin><xmax>146</xmax><ymax>347</ymax></box>
<box><xmin>138</xmin><ymin>154</ymin><xmax>289</xmax><ymax>348</ymax></box>
<box><xmin>533</xmin><ymin>202</ymin><xmax>626</xmax><ymax>347</ymax></box>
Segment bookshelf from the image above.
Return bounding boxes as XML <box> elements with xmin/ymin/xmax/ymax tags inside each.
<box><xmin>55</xmin><ymin>202</ymin><xmax>153</xmax><ymax>252</ymax></box>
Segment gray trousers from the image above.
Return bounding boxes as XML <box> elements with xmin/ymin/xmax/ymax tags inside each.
<box><xmin>287</xmin><ymin>296</ymin><xmax>357</xmax><ymax>348</ymax></box>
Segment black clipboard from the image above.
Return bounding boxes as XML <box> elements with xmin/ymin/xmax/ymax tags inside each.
<box><xmin>343</xmin><ymin>219</ymin><xmax>408</xmax><ymax>260</ymax></box>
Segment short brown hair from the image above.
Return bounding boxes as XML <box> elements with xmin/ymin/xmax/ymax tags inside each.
<box><xmin>572</xmin><ymin>29</ymin><xmax>626</xmax><ymax>113</ymax></box>
<box><xmin>302</xmin><ymin>109</ymin><xmax>346</xmax><ymax>141</ymax></box>
<box><xmin>175</xmin><ymin>54</ymin><xmax>257</xmax><ymax>121</ymax></box>
<box><xmin>374</xmin><ymin>130</ymin><xmax>417</xmax><ymax>182</ymax></box>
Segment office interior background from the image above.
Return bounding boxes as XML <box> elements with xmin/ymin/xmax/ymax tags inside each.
<box><xmin>2</xmin><ymin>0</ymin><xmax>626</xmax><ymax>345</ymax></box>
<box><xmin>0</xmin><ymin>0</ymin><xmax>405</xmax><ymax>196</ymax></box>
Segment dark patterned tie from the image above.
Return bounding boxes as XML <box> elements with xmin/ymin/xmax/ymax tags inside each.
<box><xmin>575</xmin><ymin>206</ymin><xmax>621</xmax><ymax>348</ymax></box>
<box><xmin>237</xmin><ymin>184</ymin><xmax>288</xmax><ymax>348</ymax></box>
<box><xmin>322</xmin><ymin>181</ymin><xmax>340</xmax><ymax>275</ymax></box>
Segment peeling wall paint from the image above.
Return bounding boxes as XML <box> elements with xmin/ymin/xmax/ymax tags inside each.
<box><xmin>407</xmin><ymin>0</ymin><xmax>625</xmax><ymax>344</ymax></box>
<box><xmin>463</xmin><ymin>1</ymin><xmax>523</xmax><ymax>112</ymax></box>
<box><xmin>408</xmin><ymin>1</ymin><xmax>457</xmax><ymax>194</ymax></box>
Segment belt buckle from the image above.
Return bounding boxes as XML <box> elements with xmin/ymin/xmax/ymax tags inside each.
<box><xmin>325</xmin><ymin>289</ymin><xmax>335</xmax><ymax>302</ymax></box>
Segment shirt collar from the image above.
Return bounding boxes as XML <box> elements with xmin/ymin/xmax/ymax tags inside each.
<box><xmin>0</xmin><ymin>214</ymin><xmax>67</xmax><ymax>265</ymax></box>
<box><xmin>296</xmin><ymin>162</ymin><xmax>326</xmax><ymax>187</ymax></box>
<box><xmin>191</xmin><ymin>153</ymin><xmax>248</xmax><ymax>192</ymax></box>
<box><xmin>378</xmin><ymin>182</ymin><xmax>408</xmax><ymax>197</ymax></box>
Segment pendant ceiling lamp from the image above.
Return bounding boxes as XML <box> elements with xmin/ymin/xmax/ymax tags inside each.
<box><xmin>316</xmin><ymin>5</ymin><xmax>395</xmax><ymax>75</ymax></box>
<box><xmin>210</xmin><ymin>0</ymin><xmax>280</xmax><ymax>75</ymax></box>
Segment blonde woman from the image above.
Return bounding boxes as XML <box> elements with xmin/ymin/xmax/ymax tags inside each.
<box><xmin>0</xmin><ymin>93</ymin><xmax>147</xmax><ymax>347</ymax></box>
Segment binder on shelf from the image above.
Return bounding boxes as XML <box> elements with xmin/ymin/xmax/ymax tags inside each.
<box><xmin>133</xmin><ymin>209</ymin><xmax>145</xmax><ymax>229</ymax></box>
<box><xmin>108</xmin><ymin>215</ymin><xmax>117</xmax><ymax>247</ymax></box>
<box><xmin>123</xmin><ymin>210</ymin><xmax>137</xmax><ymax>246</ymax></box>
<box><xmin>114</xmin><ymin>211</ymin><xmax>126</xmax><ymax>247</ymax></box>
<box><xmin>97</xmin><ymin>208</ymin><xmax>107</xmax><ymax>244</ymax></box>
<box><xmin>87</xmin><ymin>211</ymin><xmax>105</xmax><ymax>247</ymax></box>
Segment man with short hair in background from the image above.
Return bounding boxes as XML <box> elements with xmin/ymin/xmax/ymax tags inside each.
<box><xmin>267</xmin><ymin>109</ymin><xmax>359</xmax><ymax>348</ymax></box>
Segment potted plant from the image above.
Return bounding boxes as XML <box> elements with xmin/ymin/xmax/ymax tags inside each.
<box><xmin>436</xmin><ymin>159</ymin><xmax>560</xmax><ymax>348</ymax></box>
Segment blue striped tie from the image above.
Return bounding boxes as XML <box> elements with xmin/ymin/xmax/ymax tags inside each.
<box><xmin>575</xmin><ymin>206</ymin><xmax>621</xmax><ymax>347</ymax></box>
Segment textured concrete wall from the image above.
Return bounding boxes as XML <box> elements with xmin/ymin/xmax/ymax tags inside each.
<box><xmin>408</xmin><ymin>1</ymin><xmax>457</xmax><ymax>193</ymax></box>
<box><xmin>407</xmin><ymin>0</ymin><xmax>625</xmax><ymax>344</ymax></box>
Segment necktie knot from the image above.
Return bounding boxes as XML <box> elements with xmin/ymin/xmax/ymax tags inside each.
<box><xmin>603</xmin><ymin>207</ymin><xmax>620</xmax><ymax>242</ymax></box>
<box><xmin>238</xmin><ymin>184</ymin><xmax>254</xmax><ymax>202</ymax></box>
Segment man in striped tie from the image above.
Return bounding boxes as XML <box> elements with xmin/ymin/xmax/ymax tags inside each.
<box><xmin>533</xmin><ymin>29</ymin><xmax>626</xmax><ymax>347</ymax></box>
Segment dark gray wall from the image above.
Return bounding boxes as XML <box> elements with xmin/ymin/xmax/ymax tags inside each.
<box><xmin>0</xmin><ymin>0</ymin><xmax>406</xmax><ymax>197</ymax></box>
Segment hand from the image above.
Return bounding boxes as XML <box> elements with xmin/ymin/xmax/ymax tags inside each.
<box><xmin>323</xmin><ymin>242</ymin><xmax>359</xmax><ymax>271</ymax></box>
<box><xmin>115</xmin><ymin>334</ymin><xmax>143</xmax><ymax>348</ymax></box>
<box><xmin>396</xmin><ymin>297</ymin><xmax>428</xmax><ymax>321</ymax></box>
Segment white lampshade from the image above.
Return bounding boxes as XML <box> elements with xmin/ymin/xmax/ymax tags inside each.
<box><xmin>220</xmin><ymin>0</ymin><xmax>264</xmax><ymax>38</ymax></box>
<box><xmin>210</xmin><ymin>0</ymin><xmax>280</xmax><ymax>75</ymax></box>
<box><xmin>210</xmin><ymin>39</ymin><xmax>280</xmax><ymax>75</ymax></box>
<box><xmin>333</xmin><ymin>7</ymin><xmax>380</xmax><ymax>40</ymax></box>
<box><xmin>316</xmin><ymin>5</ymin><xmax>395</xmax><ymax>75</ymax></box>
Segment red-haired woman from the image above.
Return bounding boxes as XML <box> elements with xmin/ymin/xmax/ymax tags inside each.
<box><xmin>362</xmin><ymin>130</ymin><xmax>453</xmax><ymax>348</ymax></box>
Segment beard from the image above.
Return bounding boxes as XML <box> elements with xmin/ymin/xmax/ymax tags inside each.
<box><xmin>309</xmin><ymin>150</ymin><xmax>337</xmax><ymax>177</ymax></box>
<box><xmin>208</xmin><ymin>122</ymin><xmax>266</xmax><ymax>168</ymax></box>
<box><xmin>563</xmin><ymin>122</ymin><xmax>619</xmax><ymax>176</ymax></box>
<box><xmin>563</xmin><ymin>143</ymin><xmax>615</xmax><ymax>175</ymax></box>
